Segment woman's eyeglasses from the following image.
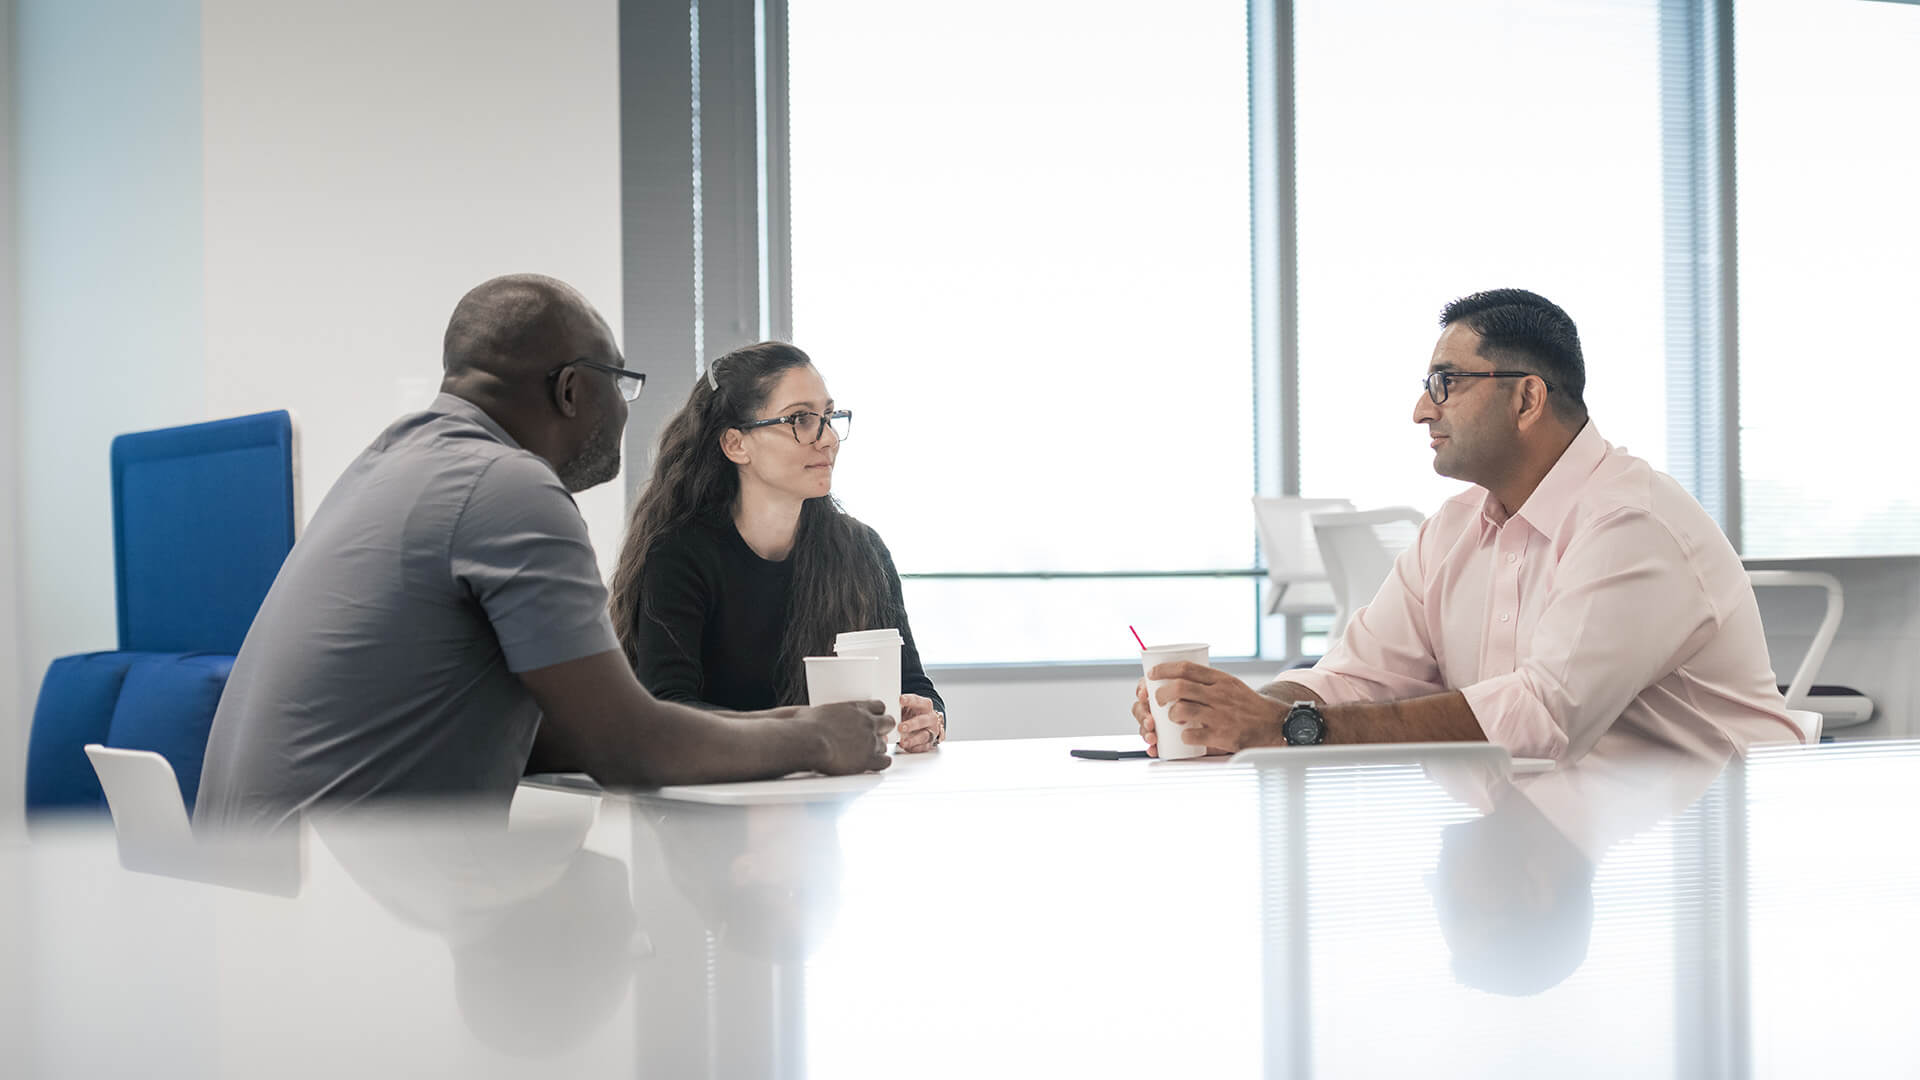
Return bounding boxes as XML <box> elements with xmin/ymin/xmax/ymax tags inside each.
<box><xmin>737</xmin><ymin>410</ymin><xmax>853</xmax><ymax>445</ymax></box>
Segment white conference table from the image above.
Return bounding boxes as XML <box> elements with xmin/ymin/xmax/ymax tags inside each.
<box><xmin>5</xmin><ymin>734</ymin><xmax>1919</xmax><ymax>1078</ymax></box>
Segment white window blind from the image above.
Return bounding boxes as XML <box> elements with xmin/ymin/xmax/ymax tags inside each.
<box><xmin>1735</xmin><ymin>0</ymin><xmax>1920</xmax><ymax>557</ymax></box>
<box><xmin>1294</xmin><ymin>0</ymin><xmax>1670</xmax><ymax>516</ymax></box>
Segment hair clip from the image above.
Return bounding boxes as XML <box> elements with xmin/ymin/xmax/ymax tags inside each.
<box><xmin>705</xmin><ymin>358</ymin><xmax>720</xmax><ymax>392</ymax></box>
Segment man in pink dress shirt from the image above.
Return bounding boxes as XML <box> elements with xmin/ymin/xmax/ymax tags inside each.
<box><xmin>1135</xmin><ymin>289</ymin><xmax>1801</xmax><ymax>764</ymax></box>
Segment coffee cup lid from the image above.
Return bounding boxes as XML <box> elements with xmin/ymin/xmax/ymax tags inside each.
<box><xmin>834</xmin><ymin>628</ymin><xmax>903</xmax><ymax>648</ymax></box>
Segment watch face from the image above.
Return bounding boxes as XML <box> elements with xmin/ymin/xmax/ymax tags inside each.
<box><xmin>1284</xmin><ymin>710</ymin><xmax>1323</xmax><ymax>746</ymax></box>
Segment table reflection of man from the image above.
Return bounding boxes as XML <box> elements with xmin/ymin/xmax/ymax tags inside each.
<box><xmin>1428</xmin><ymin>731</ymin><xmax>1733</xmax><ymax>995</ymax></box>
<box><xmin>316</xmin><ymin>796</ymin><xmax>639</xmax><ymax>1058</ymax></box>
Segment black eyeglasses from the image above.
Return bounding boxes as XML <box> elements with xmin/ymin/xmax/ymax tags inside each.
<box><xmin>1422</xmin><ymin>370</ymin><xmax>1553</xmax><ymax>405</ymax></box>
<box><xmin>737</xmin><ymin>410</ymin><xmax>853</xmax><ymax>445</ymax></box>
<box><xmin>548</xmin><ymin>358</ymin><xmax>648</xmax><ymax>402</ymax></box>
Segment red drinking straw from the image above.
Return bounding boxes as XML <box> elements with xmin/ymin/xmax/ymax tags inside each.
<box><xmin>1129</xmin><ymin>625</ymin><xmax>1147</xmax><ymax>651</ymax></box>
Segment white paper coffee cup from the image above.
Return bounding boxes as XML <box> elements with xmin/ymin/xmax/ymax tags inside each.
<box><xmin>835</xmin><ymin>628</ymin><xmax>903</xmax><ymax>744</ymax></box>
<box><xmin>804</xmin><ymin>655</ymin><xmax>880</xmax><ymax>719</ymax></box>
<box><xmin>1141</xmin><ymin>642</ymin><xmax>1210</xmax><ymax>760</ymax></box>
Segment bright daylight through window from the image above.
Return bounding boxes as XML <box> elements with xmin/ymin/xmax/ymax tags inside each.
<box><xmin>789</xmin><ymin>0</ymin><xmax>1256</xmax><ymax>663</ymax></box>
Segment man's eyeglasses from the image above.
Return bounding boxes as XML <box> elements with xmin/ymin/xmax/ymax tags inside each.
<box><xmin>1422</xmin><ymin>370</ymin><xmax>1553</xmax><ymax>406</ymax></box>
<box><xmin>549</xmin><ymin>358</ymin><xmax>648</xmax><ymax>402</ymax></box>
<box><xmin>737</xmin><ymin>410</ymin><xmax>853</xmax><ymax>445</ymax></box>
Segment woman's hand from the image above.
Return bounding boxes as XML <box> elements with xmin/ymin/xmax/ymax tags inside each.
<box><xmin>897</xmin><ymin>694</ymin><xmax>946</xmax><ymax>753</ymax></box>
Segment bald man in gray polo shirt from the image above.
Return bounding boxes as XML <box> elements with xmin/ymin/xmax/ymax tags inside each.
<box><xmin>195</xmin><ymin>275</ymin><xmax>891</xmax><ymax>831</ymax></box>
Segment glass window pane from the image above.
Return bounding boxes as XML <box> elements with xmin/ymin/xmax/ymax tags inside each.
<box><xmin>900</xmin><ymin>577</ymin><xmax>1257</xmax><ymax>666</ymax></box>
<box><xmin>1736</xmin><ymin>0</ymin><xmax>1920</xmax><ymax>557</ymax></box>
<box><xmin>1295</xmin><ymin>0</ymin><xmax>1668</xmax><ymax>514</ymax></box>
<box><xmin>788</xmin><ymin>1</ymin><xmax>1254</xmax><ymax>661</ymax></box>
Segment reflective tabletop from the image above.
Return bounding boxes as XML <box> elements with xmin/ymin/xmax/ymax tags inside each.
<box><xmin>5</xmin><ymin>734</ymin><xmax>1917</xmax><ymax>1078</ymax></box>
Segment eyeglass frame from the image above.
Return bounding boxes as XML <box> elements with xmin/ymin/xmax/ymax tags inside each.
<box><xmin>547</xmin><ymin>358</ymin><xmax>648</xmax><ymax>402</ymax></box>
<box><xmin>1422</xmin><ymin>369</ymin><xmax>1553</xmax><ymax>406</ymax></box>
<box><xmin>736</xmin><ymin>409</ymin><xmax>853</xmax><ymax>445</ymax></box>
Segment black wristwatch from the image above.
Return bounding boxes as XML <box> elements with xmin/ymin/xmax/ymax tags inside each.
<box><xmin>1282</xmin><ymin>701</ymin><xmax>1327</xmax><ymax>746</ymax></box>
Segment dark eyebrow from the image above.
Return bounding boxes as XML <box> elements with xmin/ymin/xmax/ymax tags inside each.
<box><xmin>777</xmin><ymin>400</ymin><xmax>826</xmax><ymax>413</ymax></box>
<box><xmin>1427</xmin><ymin>362</ymin><xmax>1460</xmax><ymax>374</ymax></box>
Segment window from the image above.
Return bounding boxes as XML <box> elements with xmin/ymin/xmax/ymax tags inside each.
<box><xmin>1293</xmin><ymin>0</ymin><xmax>1670</xmax><ymax>515</ymax></box>
<box><xmin>1735</xmin><ymin>0</ymin><xmax>1920</xmax><ymax>557</ymax></box>
<box><xmin>788</xmin><ymin>0</ymin><xmax>1256</xmax><ymax>663</ymax></box>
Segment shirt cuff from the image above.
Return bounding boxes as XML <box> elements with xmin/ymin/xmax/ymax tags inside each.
<box><xmin>501</xmin><ymin>615</ymin><xmax>621</xmax><ymax>673</ymax></box>
<box><xmin>1459</xmin><ymin>672</ymin><xmax>1570</xmax><ymax>761</ymax></box>
<box><xmin>1274</xmin><ymin>667</ymin><xmax>1368</xmax><ymax>708</ymax></box>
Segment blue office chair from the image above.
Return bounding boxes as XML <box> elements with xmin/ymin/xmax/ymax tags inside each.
<box><xmin>24</xmin><ymin>410</ymin><xmax>298</xmax><ymax>818</ymax></box>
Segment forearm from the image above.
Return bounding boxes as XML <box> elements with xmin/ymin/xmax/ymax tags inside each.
<box><xmin>525</xmin><ymin>650</ymin><xmax>842</xmax><ymax>788</ymax></box>
<box><xmin>1258</xmin><ymin>676</ymin><xmax>1483</xmax><ymax>745</ymax></box>
<box><xmin>1322</xmin><ymin>690</ymin><xmax>1486</xmax><ymax>745</ymax></box>
<box><xmin>588</xmin><ymin>699</ymin><xmax>827</xmax><ymax>788</ymax></box>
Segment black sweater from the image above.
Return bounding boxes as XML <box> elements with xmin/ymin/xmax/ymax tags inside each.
<box><xmin>629</xmin><ymin>511</ymin><xmax>945</xmax><ymax>718</ymax></box>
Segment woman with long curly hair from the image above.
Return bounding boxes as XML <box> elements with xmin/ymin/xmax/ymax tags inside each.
<box><xmin>608</xmin><ymin>342</ymin><xmax>946</xmax><ymax>752</ymax></box>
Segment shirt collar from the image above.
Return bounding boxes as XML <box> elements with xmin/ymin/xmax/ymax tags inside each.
<box><xmin>1506</xmin><ymin>420</ymin><xmax>1607</xmax><ymax>543</ymax></box>
<box><xmin>432</xmin><ymin>392</ymin><xmax>524</xmax><ymax>451</ymax></box>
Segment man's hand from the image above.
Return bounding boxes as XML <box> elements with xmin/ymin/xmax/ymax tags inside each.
<box><xmin>1133</xmin><ymin>674</ymin><xmax>1236</xmax><ymax>757</ymax></box>
<box><xmin>1148</xmin><ymin>661</ymin><xmax>1287</xmax><ymax>753</ymax></box>
<box><xmin>1132</xmin><ymin>677</ymin><xmax>1160</xmax><ymax>756</ymax></box>
<box><xmin>796</xmin><ymin>699</ymin><xmax>894</xmax><ymax>775</ymax></box>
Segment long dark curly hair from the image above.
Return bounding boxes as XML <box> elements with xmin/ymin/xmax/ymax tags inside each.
<box><xmin>609</xmin><ymin>342</ymin><xmax>895</xmax><ymax>705</ymax></box>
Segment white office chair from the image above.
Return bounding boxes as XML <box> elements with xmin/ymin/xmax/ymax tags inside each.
<box><xmin>1311</xmin><ymin>506</ymin><xmax>1425</xmax><ymax>646</ymax></box>
<box><xmin>1747</xmin><ymin>570</ymin><xmax>1844</xmax><ymax>747</ymax></box>
<box><xmin>1251</xmin><ymin>496</ymin><xmax>1355</xmax><ymax>618</ymax></box>
<box><xmin>85</xmin><ymin>743</ymin><xmax>306</xmax><ymax>894</ymax></box>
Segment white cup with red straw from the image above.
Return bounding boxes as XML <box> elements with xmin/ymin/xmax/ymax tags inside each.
<box><xmin>1133</xmin><ymin>625</ymin><xmax>1209</xmax><ymax>760</ymax></box>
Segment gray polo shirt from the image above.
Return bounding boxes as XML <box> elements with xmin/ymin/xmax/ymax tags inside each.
<box><xmin>194</xmin><ymin>394</ymin><xmax>619</xmax><ymax>830</ymax></box>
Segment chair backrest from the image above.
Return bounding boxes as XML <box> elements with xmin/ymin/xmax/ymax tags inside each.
<box><xmin>1311</xmin><ymin>507</ymin><xmax>1426</xmax><ymax>644</ymax></box>
<box><xmin>1252</xmin><ymin>497</ymin><xmax>1355</xmax><ymax>616</ymax></box>
<box><xmin>85</xmin><ymin>743</ymin><xmax>307</xmax><ymax>896</ymax></box>
<box><xmin>1745</xmin><ymin>570</ymin><xmax>1844</xmax><ymax>713</ymax></box>
<box><xmin>112</xmin><ymin>409</ymin><xmax>299</xmax><ymax>653</ymax></box>
<box><xmin>84</xmin><ymin>744</ymin><xmax>195</xmax><ymax>854</ymax></box>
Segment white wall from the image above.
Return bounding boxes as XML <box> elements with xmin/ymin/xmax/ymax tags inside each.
<box><xmin>9</xmin><ymin>0</ymin><xmax>623</xmax><ymax>812</ymax></box>
<box><xmin>13</xmin><ymin>0</ymin><xmax>206</xmax><ymax>817</ymax></box>
<box><xmin>199</xmin><ymin>0</ymin><xmax>625</xmax><ymax>574</ymax></box>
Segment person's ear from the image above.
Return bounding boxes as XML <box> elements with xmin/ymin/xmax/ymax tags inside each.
<box><xmin>1515</xmin><ymin>377</ymin><xmax>1549</xmax><ymax>431</ymax></box>
<box><xmin>720</xmin><ymin>427</ymin><xmax>751</xmax><ymax>466</ymax></box>
<box><xmin>551</xmin><ymin>366</ymin><xmax>582</xmax><ymax>419</ymax></box>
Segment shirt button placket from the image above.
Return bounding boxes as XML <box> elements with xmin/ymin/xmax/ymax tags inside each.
<box><xmin>1491</xmin><ymin>531</ymin><xmax>1522</xmax><ymax>665</ymax></box>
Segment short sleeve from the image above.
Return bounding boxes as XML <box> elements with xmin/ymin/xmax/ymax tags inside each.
<box><xmin>450</xmin><ymin>454</ymin><xmax>619</xmax><ymax>673</ymax></box>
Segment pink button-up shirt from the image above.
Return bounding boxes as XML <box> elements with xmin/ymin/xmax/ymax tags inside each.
<box><xmin>1287</xmin><ymin>422</ymin><xmax>1801</xmax><ymax>762</ymax></box>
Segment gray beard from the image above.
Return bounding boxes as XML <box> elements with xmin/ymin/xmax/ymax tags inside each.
<box><xmin>557</xmin><ymin>419</ymin><xmax>622</xmax><ymax>492</ymax></box>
